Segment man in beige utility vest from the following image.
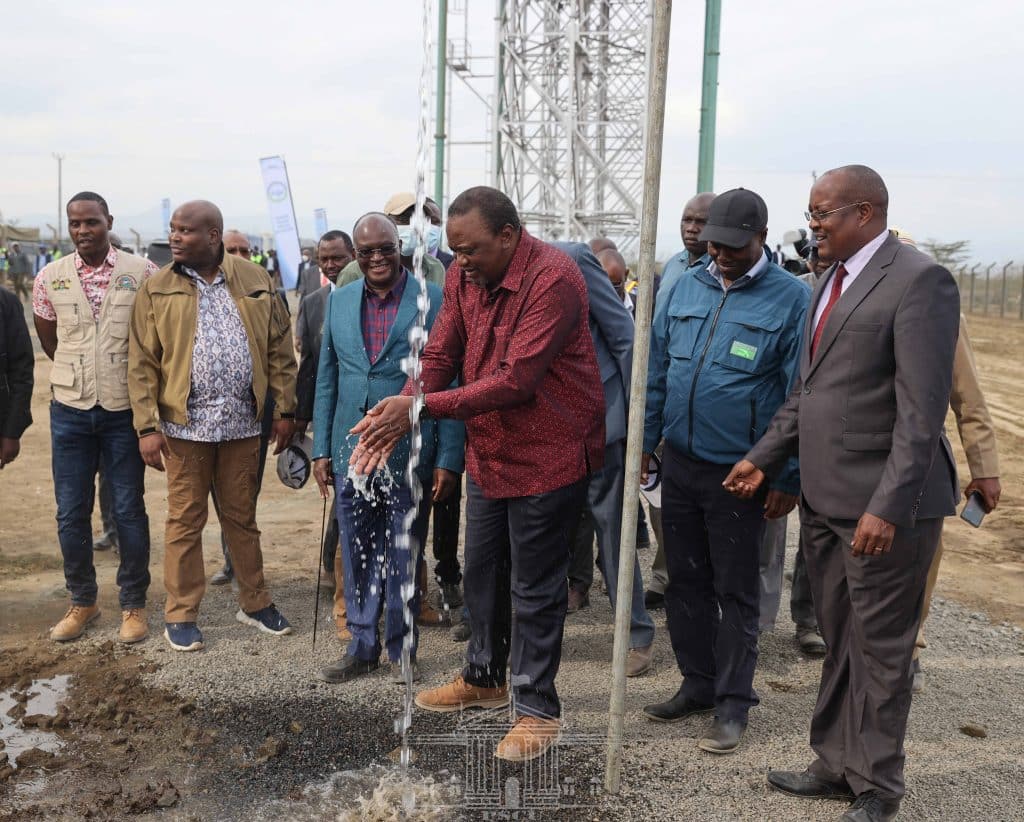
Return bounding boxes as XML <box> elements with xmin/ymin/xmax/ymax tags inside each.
<box><xmin>32</xmin><ymin>191</ymin><xmax>157</xmax><ymax>645</ymax></box>
<box><xmin>128</xmin><ymin>200</ymin><xmax>297</xmax><ymax>653</ymax></box>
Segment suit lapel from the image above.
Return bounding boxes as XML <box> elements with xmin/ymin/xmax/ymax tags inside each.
<box><xmin>376</xmin><ymin>275</ymin><xmax>420</xmax><ymax>365</ymax></box>
<box><xmin>806</xmin><ymin>234</ymin><xmax>900</xmax><ymax>379</ymax></box>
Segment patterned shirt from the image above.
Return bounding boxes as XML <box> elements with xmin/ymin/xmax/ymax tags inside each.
<box><xmin>33</xmin><ymin>246</ymin><xmax>158</xmax><ymax>321</ymax></box>
<box><xmin>162</xmin><ymin>268</ymin><xmax>260</xmax><ymax>443</ymax></box>
<box><xmin>362</xmin><ymin>269</ymin><xmax>408</xmax><ymax>363</ymax></box>
<box><xmin>405</xmin><ymin>229</ymin><xmax>605</xmax><ymax>498</ymax></box>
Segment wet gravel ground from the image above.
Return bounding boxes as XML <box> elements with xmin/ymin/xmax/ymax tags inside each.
<box><xmin>142</xmin><ymin>536</ymin><xmax>1024</xmax><ymax>821</ymax></box>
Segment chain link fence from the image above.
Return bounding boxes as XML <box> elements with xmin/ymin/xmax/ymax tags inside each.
<box><xmin>956</xmin><ymin>263</ymin><xmax>1023</xmax><ymax>319</ymax></box>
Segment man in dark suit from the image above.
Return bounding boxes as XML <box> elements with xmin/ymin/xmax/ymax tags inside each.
<box><xmin>556</xmin><ymin>241</ymin><xmax>655</xmax><ymax>676</ymax></box>
<box><xmin>725</xmin><ymin>165</ymin><xmax>960</xmax><ymax>822</ymax></box>
<box><xmin>295</xmin><ymin>230</ymin><xmax>354</xmax><ymax>610</ymax></box>
<box><xmin>295</xmin><ymin>247</ymin><xmax>320</xmax><ymax>300</ymax></box>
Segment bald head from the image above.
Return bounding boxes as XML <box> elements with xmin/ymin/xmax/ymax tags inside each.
<box><xmin>808</xmin><ymin>165</ymin><xmax>888</xmax><ymax>263</ymax></box>
<box><xmin>597</xmin><ymin>248</ymin><xmax>629</xmax><ymax>289</ymax></box>
<box><xmin>169</xmin><ymin>200</ymin><xmax>225</xmax><ymax>271</ymax></box>
<box><xmin>353</xmin><ymin>212</ymin><xmax>402</xmax><ymax>292</ymax></box>
<box><xmin>820</xmin><ymin>165</ymin><xmax>888</xmax><ymax>216</ymax></box>
<box><xmin>589</xmin><ymin>237</ymin><xmax>617</xmax><ymax>255</ymax></box>
<box><xmin>680</xmin><ymin>191</ymin><xmax>716</xmax><ymax>258</ymax></box>
<box><xmin>223</xmin><ymin>229</ymin><xmax>251</xmax><ymax>259</ymax></box>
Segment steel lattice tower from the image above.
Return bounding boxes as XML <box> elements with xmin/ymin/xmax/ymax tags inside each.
<box><xmin>490</xmin><ymin>0</ymin><xmax>652</xmax><ymax>252</ymax></box>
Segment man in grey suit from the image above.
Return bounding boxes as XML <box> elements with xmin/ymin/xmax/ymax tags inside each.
<box><xmin>556</xmin><ymin>241</ymin><xmax>656</xmax><ymax>676</ymax></box>
<box><xmin>725</xmin><ymin>165</ymin><xmax>960</xmax><ymax>822</ymax></box>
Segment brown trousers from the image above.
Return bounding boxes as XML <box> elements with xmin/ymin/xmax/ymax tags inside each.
<box><xmin>801</xmin><ymin>503</ymin><xmax>941</xmax><ymax>802</ymax></box>
<box><xmin>913</xmin><ymin>534</ymin><xmax>945</xmax><ymax>660</ymax></box>
<box><xmin>163</xmin><ymin>436</ymin><xmax>272</xmax><ymax>622</ymax></box>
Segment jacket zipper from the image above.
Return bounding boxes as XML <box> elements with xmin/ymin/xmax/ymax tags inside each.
<box><xmin>687</xmin><ymin>290</ymin><xmax>729</xmax><ymax>454</ymax></box>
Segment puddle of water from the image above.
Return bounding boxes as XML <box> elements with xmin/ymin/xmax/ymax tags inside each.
<box><xmin>0</xmin><ymin>674</ymin><xmax>71</xmax><ymax>769</ymax></box>
<box><xmin>254</xmin><ymin>764</ymin><xmax>458</xmax><ymax>821</ymax></box>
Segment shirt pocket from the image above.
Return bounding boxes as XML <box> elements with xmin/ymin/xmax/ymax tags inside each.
<box><xmin>667</xmin><ymin>307</ymin><xmax>710</xmax><ymax>360</ymax></box>
<box><xmin>492</xmin><ymin>324</ymin><xmax>512</xmax><ymax>363</ymax></box>
<box><xmin>712</xmin><ymin>313</ymin><xmax>783</xmax><ymax>375</ymax></box>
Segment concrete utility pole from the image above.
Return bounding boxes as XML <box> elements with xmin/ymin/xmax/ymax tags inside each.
<box><xmin>605</xmin><ymin>0</ymin><xmax>672</xmax><ymax>793</ymax></box>
<box><xmin>696</xmin><ymin>0</ymin><xmax>721</xmax><ymax>192</ymax></box>
<box><xmin>434</xmin><ymin>0</ymin><xmax>448</xmax><ymax>206</ymax></box>
<box><xmin>52</xmin><ymin>153</ymin><xmax>65</xmax><ymax>246</ymax></box>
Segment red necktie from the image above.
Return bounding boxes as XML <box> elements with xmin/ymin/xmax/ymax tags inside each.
<box><xmin>810</xmin><ymin>263</ymin><xmax>848</xmax><ymax>359</ymax></box>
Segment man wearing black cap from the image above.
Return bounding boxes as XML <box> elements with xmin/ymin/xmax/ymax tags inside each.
<box><xmin>641</xmin><ymin>188</ymin><xmax>810</xmax><ymax>753</ymax></box>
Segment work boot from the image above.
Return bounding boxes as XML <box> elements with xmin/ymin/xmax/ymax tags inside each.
<box><xmin>644</xmin><ymin>589</ymin><xmax>665</xmax><ymax>610</ymax></box>
<box><xmin>389</xmin><ymin>659</ymin><xmax>421</xmax><ymax>684</ymax></box>
<box><xmin>93</xmin><ymin>533</ymin><xmax>118</xmax><ymax>552</ymax></box>
<box><xmin>318</xmin><ymin>655</ymin><xmax>379</xmax><ymax>684</ymax></box>
<box><xmin>626</xmin><ymin>644</ymin><xmax>653</xmax><ymax>677</ymax></box>
<box><xmin>440</xmin><ymin>582</ymin><xmax>463</xmax><ymax>609</ymax></box>
<box><xmin>119</xmin><ymin>608</ymin><xmax>148</xmax><ymax>644</ymax></box>
<box><xmin>50</xmin><ymin>604</ymin><xmax>101</xmax><ymax>642</ymax></box>
<box><xmin>414</xmin><ymin>675</ymin><xmax>509</xmax><ymax>713</ymax></box>
<box><xmin>797</xmin><ymin>625</ymin><xmax>827</xmax><ymax>656</ymax></box>
<box><xmin>417</xmin><ymin>601</ymin><xmax>450</xmax><ymax>627</ymax></box>
<box><xmin>495</xmin><ymin>716</ymin><xmax>561</xmax><ymax>762</ymax></box>
<box><xmin>697</xmin><ymin>717</ymin><xmax>746</xmax><ymax>754</ymax></box>
<box><xmin>567</xmin><ymin>586</ymin><xmax>589</xmax><ymax>614</ymax></box>
<box><xmin>210</xmin><ymin>566</ymin><xmax>232</xmax><ymax>586</ymax></box>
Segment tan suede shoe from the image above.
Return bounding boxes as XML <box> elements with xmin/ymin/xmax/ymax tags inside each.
<box><xmin>626</xmin><ymin>643</ymin><xmax>653</xmax><ymax>677</ymax></box>
<box><xmin>335</xmin><ymin>616</ymin><xmax>352</xmax><ymax>642</ymax></box>
<box><xmin>416</xmin><ymin>601</ymin><xmax>451</xmax><ymax>627</ymax></box>
<box><xmin>50</xmin><ymin>604</ymin><xmax>100</xmax><ymax>642</ymax></box>
<box><xmin>119</xmin><ymin>609</ymin><xmax>148</xmax><ymax>644</ymax></box>
<box><xmin>495</xmin><ymin>716</ymin><xmax>561</xmax><ymax>762</ymax></box>
<box><xmin>414</xmin><ymin>675</ymin><xmax>509</xmax><ymax>713</ymax></box>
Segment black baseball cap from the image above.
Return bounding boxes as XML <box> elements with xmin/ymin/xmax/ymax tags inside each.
<box><xmin>698</xmin><ymin>188</ymin><xmax>768</xmax><ymax>248</ymax></box>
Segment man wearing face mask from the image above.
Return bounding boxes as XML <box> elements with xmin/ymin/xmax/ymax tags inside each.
<box><xmin>296</xmin><ymin>247</ymin><xmax>321</xmax><ymax>300</ymax></box>
<box><xmin>642</xmin><ymin>189</ymin><xmax>810</xmax><ymax>754</ymax></box>
<box><xmin>424</xmin><ymin>197</ymin><xmax>453</xmax><ymax>268</ymax></box>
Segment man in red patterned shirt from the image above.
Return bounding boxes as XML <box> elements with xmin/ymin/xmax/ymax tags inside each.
<box><xmin>350</xmin><ymin>186</ymin><xmax>605</xmax><ymax>762</ymax></box>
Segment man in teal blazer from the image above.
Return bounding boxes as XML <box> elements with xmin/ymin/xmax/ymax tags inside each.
<box><xmin>311</xmin><ymin>213</ymin><xmax>465</xmax><ymax>684</ymax></box>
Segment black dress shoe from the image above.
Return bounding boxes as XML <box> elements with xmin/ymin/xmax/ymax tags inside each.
<box><xmin>317</xmin><ymin>655</ymin><xmax>379</xmax><ymax>684</ymax></box>
<box><xmin>644</xmin><ymin>590</ymin><xmax>665</xmax><ymax>610</ymax></box>
<box><xmin>767</xmin><ymin>769</ymin><xmax>855</xmax><ymax>801</ymax></box>
<box><xmin>697</xmin><ymin>717</ymin><xmax>745</xmax><ymax>754</ymax></box>
<box><xmin>643</xmin><ymin>687</ymin><xmax>713</xmax><ymax>723</ymax></box>
<box><xmin>841</xmin><ymin>791</ymin><xmax>900</xmax><ymax>821</ymax></box>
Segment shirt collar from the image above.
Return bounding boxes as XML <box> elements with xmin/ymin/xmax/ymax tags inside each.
<box><xmin>74</xmin><ymin>245</ymin><xmax>117</xmax><ymax>272</ymax></box>
<box><xmin>364</xmin><ymin>268</ymin><xmax>408</xmax><ymax>301</ymax></box>
<box><xmin>707</xmin><ymin>249</ymin><xmax>769</xmax><ymax>291</ymax></box>
<box><xmin>840</xmin><ymin>228</ymin><xmax>891</xmax><ymax>278</ymax></box>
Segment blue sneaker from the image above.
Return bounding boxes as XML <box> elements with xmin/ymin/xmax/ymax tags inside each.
<box><xmin>164</xmin><ymin>622</ymin><xmax>204</xmax><ymax>652</ymax></box>
<box><xmin>236</xmin><ymin>603</ymin><xmax>293</xmax><ymax>636</ymax></box>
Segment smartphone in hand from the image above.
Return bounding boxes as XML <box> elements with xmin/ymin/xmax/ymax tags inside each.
<box><xmin>960</xmin><ymin>490</ymin><xmax>987</xmax><ymax>528</ymax></box>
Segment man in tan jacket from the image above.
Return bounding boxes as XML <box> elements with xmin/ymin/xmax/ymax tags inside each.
<box><xmin>128</xmin><ymin>200</ymin><xmax>297</xmax><ymax>652</ymax></box>
<box><xmin>33</xmin><ymin>191</ymin><xmax>157</xmax><ymax>645</ymax></box>
<box><xmin>912</xmin><ymin>314</ymin><xmax>1001</xmax><ymax>691</ymax></box>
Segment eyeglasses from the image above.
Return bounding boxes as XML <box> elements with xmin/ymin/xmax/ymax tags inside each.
<box><xmin>225</xmin><ymin>246</ymin><xmax>250</xmax><ymax>256</ymax></box>
<box><xmin>804</xmin><ymin>202</ymin><xmax>866</xmax><ymax>222</ymax></box>
<box><xmin>355</xmin><ymin>243</ymin><xmax>399</xmax><ymax>260</ymax></box>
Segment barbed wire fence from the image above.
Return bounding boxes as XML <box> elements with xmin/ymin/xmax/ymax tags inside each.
<box><xmin>956</xmin><ymin>263</ymin><xmax>1023</xmax><ymax>319</ymax></box>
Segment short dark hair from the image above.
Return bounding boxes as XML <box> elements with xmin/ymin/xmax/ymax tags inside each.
<box><xmin>67</xmin><ymin>191</ymin><xmax>109</xmax><ymax>216</ymax></box>
<box><xmin>448</xmin><ymin>186</ymin><xmax>521</xmax><ymax>235</ymax></box>
<box><xmin>318</xmin><ymin>230</ymin><xmax>354</xmax><ymax>252</ymax></box>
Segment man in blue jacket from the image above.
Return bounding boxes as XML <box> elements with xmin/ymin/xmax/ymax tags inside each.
<box><xmin>641</xmin><ymin>189</ymin><xmax>809</xmax><ymax>753</ymax></box>
<box><xmin>311</xmin><ymin>213</ymin><xmax>465</xmax><ymax>685</ymax></box>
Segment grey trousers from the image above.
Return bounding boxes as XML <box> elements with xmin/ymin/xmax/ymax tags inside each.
<box><xmin>801</xmin><ymin>502</ymin><xmax>941</xmax><ymax>802</ymax></box>
<box><xmin>567</xmin><ymin>440</ymin><xmax>655</xmax><ymax>649</ymax></box>
<box><xmin>758</xmin><ymin>515</ymin><xmax>788</xmax><ymax>630</ymax></box>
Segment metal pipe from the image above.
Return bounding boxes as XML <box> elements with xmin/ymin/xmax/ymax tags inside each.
<box><xmin>605</xmin><ymin>0</ymin><xmax>672</xmax><ymax>795</ymax></box>
<box><xmin>969</xmin><ymin>264</ymin><xmax>979</xmax><ymax>313</ymax></box>
<box><xmin>129</xmin><ymin>229</ymin><xmax>142</xmax><ymax>253</ymax></box>
<box><xmin>1000</xmin><ymin>261</ymin><xmax>1013</xmax><ymax>318</ymax></box>
<box><xmin>53</xmin><ymin>153</ymin><xmax>65</xmax><ymax>247</ymax></box>
<box><xmin>984</xmin><ymin>263</ymin><xmax>995</xmax><ymax>315</ymax></box>
<box><xmin>696</xmin><ymin>0</ymin><xmax>721</xmax><ymax>192</ymax></box>
<box><xmin>434</xmin><ymin>0</ymin><xmax>448</xmax><ymax>205</ymax></box>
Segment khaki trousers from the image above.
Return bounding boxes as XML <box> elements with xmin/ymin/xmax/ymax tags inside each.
<box><xmin>913</xmin><ymin>534</ymin><xmax>945</xmax><ymax>660</ymax></box>
<box><xmin>332</xmin><ymin>546</ymin><xmax>347</xmax><ymax>627</ymax></box>
<box><xmin>163</xmin><ymin>436</ymin><xmax>272</xmax><ymax>622</ymax></box>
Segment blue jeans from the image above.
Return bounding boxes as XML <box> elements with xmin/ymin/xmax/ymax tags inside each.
<box><xmin>50</xmin><ymin>401</ymin><xmax>151</xmax><ymax>609</ymax></box>
<box><xmin>335</xmin><ymin>474</ymin><xmax>429</xmax><ymax>663</ymax></box>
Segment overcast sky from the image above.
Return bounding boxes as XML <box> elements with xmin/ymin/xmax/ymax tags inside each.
<box><xmin>2</xmin><ymin>0</ymin><xmax>1020</xmax><ymax>262</ymax></box>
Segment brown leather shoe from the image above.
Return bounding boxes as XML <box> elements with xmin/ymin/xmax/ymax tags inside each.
<box><xmin>414</xmin><ymin>675</ymin><xmax>509</xmax><ymax>713</ymax></box>
<box><xmin>495</xmin><ymin>716</ymin><xmax>561</xmax><ymax>762</ymax></box>
<box><xmin>335</xmin><ymin>616</ymin><xmax>351</xmax><ymax>642</ymax></box>
<box><xmin>416</xmin><ymin>601</ymin><xmax>451</xmax><ymax>627</ymax></box>
<box><xmin>50</xmin><ymin>604</ymin><xmax>100</xmax><ymax>642</ymax></box>
<box><xmin>626</xmin><ymin>643</ymin><xmax>653</xmax><ymax>677</ymax></box>
<box><xmin>567</xmin><ymin>586</ymin><xmax>590</xmax><ymax>614</ymax></box>
<box><xmin>119</xmin><ymin>608</ymin><xmax>148</xmax><ymax>644</ymax></box>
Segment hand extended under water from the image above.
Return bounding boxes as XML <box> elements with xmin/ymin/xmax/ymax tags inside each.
<box><xmin>349</xmin><ymin>395</ymin><xmax>414</xmax><ymax>476</ymax></box>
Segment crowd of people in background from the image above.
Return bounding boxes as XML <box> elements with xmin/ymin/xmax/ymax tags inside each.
<box><xmin>0</xmin><ymin>163</ymin><xmax>1002</xmax><ymax>822</ymax></box>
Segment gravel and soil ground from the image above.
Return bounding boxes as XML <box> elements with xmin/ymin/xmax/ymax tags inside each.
<box><xmin>1</xmin><ymin>310</ymin><xmax>1021</xmax><ymax>821</ymax></box>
